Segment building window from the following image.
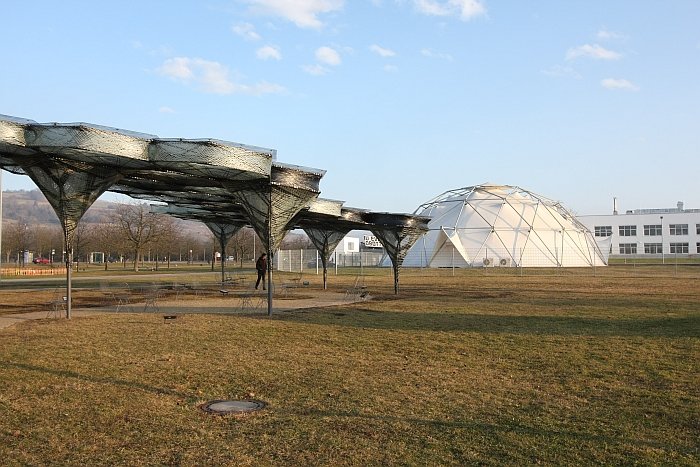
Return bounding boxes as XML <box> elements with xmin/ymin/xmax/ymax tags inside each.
<box><xmin>669</xmin><ymin>224</ymin><xmax>688</xmax><ymax>235</ymax></box>
<box><xmin>697</xmin><ymin>242</ymin><xmax>700</xmax><ymax>254</ymax></box>
<box><xmin>619</xmin><ymin>225</ymin><xmax>637</xmax><ymax>236</ymax></box>
<box><xmin>643</xmin><ymin>225</ymin><xmax>662</xmax><ymax>236</ymax></box>
<box><xmin>595</xmin><ymin>226</ymin><xmax>612</xmax><ymax>237</ymax></box>
<box><xmin>619</xmin><ymin>243</ymin><xmax>637</xmax><ymax>255</ymax></box>
<box><xmin>669</xmin><ymin>242</ymin><xmax>688</xmax><ymax>254</ymax></box>
<box><xmin>696</xmin><ymin>224</ymin><xmax>700</xmax><ymax>235</ymax></box>
<box><xmin>644</xmin><ymin>243</ymin><xmax>663</xmax><ymax>254</ymax></box>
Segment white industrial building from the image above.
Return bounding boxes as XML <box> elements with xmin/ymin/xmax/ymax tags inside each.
<box><xmin>578</xmin><ymin>201</ymin><xmax>700</xmax><ymax>259</ymax></box>
<box><xmin>399</xmin><ymin>184</ymin><xmax>607</xmax><ymax>268</ymax></box>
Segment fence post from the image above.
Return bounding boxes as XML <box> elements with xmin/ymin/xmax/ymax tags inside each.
<box><xmin>520</xmin><ymin>248</ymin><xmax>523</xmax><ymax>277</ymax></box>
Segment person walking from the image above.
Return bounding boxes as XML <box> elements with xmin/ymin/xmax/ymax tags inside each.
<box><xmin>255</xmin><ymin>253</ymin><xmax>267</xmax><ymax>290</ymax></box>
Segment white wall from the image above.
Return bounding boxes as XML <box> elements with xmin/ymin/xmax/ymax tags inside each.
<box><xmin>578</xmin><ymin>211</ymin><xmax>700</xmax><ymax>258</ymax></box>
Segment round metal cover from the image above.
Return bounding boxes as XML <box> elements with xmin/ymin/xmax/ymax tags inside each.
<box><xmin>201</xmin><ymin>399</ymin><xmax>265</xmax><ymax>415</ymax></box>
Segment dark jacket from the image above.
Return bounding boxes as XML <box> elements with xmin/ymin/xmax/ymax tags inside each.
<box><xmin>256</xmin><ymin>256</ymin><xmax>267</xmax><ymax>272</ymax></box>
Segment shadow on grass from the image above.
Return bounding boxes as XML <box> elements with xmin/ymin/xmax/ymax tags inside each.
<box><xmin>282</xmin><ymin>408</ymin><xmax>697</xmax><ymax>457</ymax></box>
<box><xmin>0</xmin><ymin>361</ymin><xmax>196</xmax><ymax>401</ymax></box>
<box><xmin>270</xmin><ymin>309</ymin><xmax>699</xmax><ymax>338</ymax></box>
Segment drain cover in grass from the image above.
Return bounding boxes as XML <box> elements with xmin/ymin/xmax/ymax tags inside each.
<box><xmin>201</xmin><ymin>399</ymin><xmax>265</xmax><ymax>414</ymax></box>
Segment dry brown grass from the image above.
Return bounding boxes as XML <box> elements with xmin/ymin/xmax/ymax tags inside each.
<box><xmin>0</xmin><ymin>268</ymin><xmax>698</xmax><ymax>465</ymax></box>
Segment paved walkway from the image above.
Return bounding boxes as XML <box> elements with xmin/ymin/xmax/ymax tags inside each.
<box><xmin>0</xmin><ymin>291</ymin><xmax>364</xmax><ymax>331</ymax></box>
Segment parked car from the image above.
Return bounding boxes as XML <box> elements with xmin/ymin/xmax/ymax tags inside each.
<box><xmin>33</xmin><ymin>257</ymin><xmax>51</xmax><ymax>264</ymax></box>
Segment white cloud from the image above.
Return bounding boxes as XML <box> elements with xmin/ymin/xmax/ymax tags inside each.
<box><xmin>601</xmin><ymin>78</ymin><xmax>639</xmax><ymax>91</ymax></box>
<box><xmin>421</xmin><ymin>48</ymin><xmax>453</xmax><ymax>61</ymax></box>
<box><xmin>302</xmin><ymin>64</ymin><xmax>329</xmax><ymax>75</ymax></box>
<box><xmin>158</xmin><ymin>57</ymin><xmax>194</xmax><ymax>80</ymax></box>
<box><xmin>157</xmin><ymin>57</ymin><xmax>285</xmax><ymax>95</ymax></box>
<box><xmin>597</xmin><ymin>29</ymin><xmax>624</xmax><ymax>41</ymax></box>
<box><xmin>413</xmin><ymin>0</ymin><xmax>486</xmax><ymax>21</ymax></box>
<box><xmin>315</xmin><ymin>46</ymin><xmax>341</xmax><ymax>65</ymax></box>
<box><xmin>232</xmin><ymin>22</ymin><xmax>261</xmax><ymax>41</ymax></box>
<box><xmin>370</xmin><ymin>44</ymin><xmax>396</xmax><ymax>57</ymax></box>
<box><xmin>240</xmin><ymin>81</ymin><xmax>287</xmax><ymax>95</ymax></box>
<box><xmin>566</xmin><ymin>44</ymin><xmax>621</xmax><ymax>61</ymax></box>
<box><xmin>541</xmin><ymin>65</ymin><xmax>582</xmax><ymax>79</ymax></box>
<box><xmin>243</xmin><ymin>0</ymin><xmax>344</xmax><ymax>29</ymax></box>
<box><xmin>257</xmin><ymin>45</ymin><xmax>282</xmax><ymax>60</ymax></box>
<box><xmin>158</xmin><ymin>106</ymin><xmax>175</xmax><ymax>113</ymax></box>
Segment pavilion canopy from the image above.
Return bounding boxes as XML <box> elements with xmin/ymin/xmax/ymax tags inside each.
<box><xmin>0</xmin><ymin>114</ymin><xmax>429</xmax><ymax>315</ymax></box>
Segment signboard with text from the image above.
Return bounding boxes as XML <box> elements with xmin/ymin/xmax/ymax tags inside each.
<box><xmin>363</xmin><ymin>235</ymin><xmax>382</xmax><ymax>248</ymax></box>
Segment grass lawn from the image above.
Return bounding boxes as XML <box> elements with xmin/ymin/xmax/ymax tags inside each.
<box><xmin>0</xmin><ymin>269</ymin><xmax>698</xmax><ymax>465</ymax></box>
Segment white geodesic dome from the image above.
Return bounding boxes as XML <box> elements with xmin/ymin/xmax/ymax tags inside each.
<box><xmin>399</xmin><ymin>184</ymin><xmax>609</xmax><ymax>268</ymax></box>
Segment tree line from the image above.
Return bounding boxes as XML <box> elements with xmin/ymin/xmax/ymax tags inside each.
<box><xmin>1</xmin><ymin>203</ymin><xmax>312</xmax><ymax>271</ymax></box>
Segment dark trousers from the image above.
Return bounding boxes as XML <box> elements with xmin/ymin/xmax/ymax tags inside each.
<box><xmin>255</xmin><ymin>270</ymin><xmax>266</xmax><ymax>289</ymax></box>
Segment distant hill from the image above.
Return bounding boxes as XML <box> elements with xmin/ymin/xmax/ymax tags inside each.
<box><xmin>1</xmin><ymin>189</ymin><xmax>313</xmax><ymax>246</ymax></box>
<box><xmin>2</xmin><ymin>189</ymin><xmax>120</xmax><ymax>225</ymax></box>
<box><xmin>1</xmin><ymin>189</ymin><xmax>208</xmax><ymax>236</ymax></box>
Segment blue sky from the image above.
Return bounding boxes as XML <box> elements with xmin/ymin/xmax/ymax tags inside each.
<box><xmin>1</xmin><ymin>0</ymin><xmax>699</xmax><ymax>215</ymax></box>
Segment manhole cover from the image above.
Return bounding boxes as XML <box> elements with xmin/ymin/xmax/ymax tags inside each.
<box><xmin>200</xmin><ymin>399</ymin><xmax>265</xmax><ymax>415</ymax></box>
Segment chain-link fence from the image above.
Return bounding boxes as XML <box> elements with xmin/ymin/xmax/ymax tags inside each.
<box><xmin>275</xmin><ymin>247</ymin><xmax>700</xmax><ymax>280</ymax></box>
<box><xmin>275</xmin><ymin>249</ymin><xmax>384</xmax><ymax>273</ymax></box>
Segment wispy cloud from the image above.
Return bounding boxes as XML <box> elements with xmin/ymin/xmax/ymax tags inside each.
<box><xmin>157</xmin><ymin>57</ymin><xmax>285</xmax><ymax>95</ymax></box>
<box><xmin>316</xmin><ymin>46</ymin><xmax>341</xmax><ymax>65</ymax></box>
<box><xmin>541</xmin><ymin>65</ymin><xmax>582</xmax><ymax>79</ymax></box>
<box><xmin>413</xmin><ymin>0</ymin><xmax>486</xmax><ymax>21</ymax></box>
<box><xmin>232</xmin><ymin>22</ymin><xmax>261</xmax><ymax>41</ymax></box>
<box><xmin>601</xmin><ymin>78</ymin><xmax>639</xmax><ymax>91</ymax></box>
<box><xmin>421</xmin><ymin>48</ymin><xmax>453</xmax><ymax>61</ymax></box>
<box><xmin>158</xmin><ymin>106</ymin><xmax>175</xmax><ymax>114</ymax></box>
<box><xmin>566</xmin><ymin>43</ymin><xmax>621</xmax><ymax>61</ymax></box>
<box><xmin>302</xmin><ymin>64</ymin><xmax>329</xmax><ymax>75</ymax></box>
<box><xmin>243</xmin><ymin>0</ymin><xmax>344</xmax><ymax>29</ymax></box>
<box><xmin>257</xmin><ymin>45</ymin><xmax>282</xmax><ymax>60</ymax></box>
<box><xmin>370</xmin><ymin>44</ymin><xmax>396</xmax><ymax>57</ymax></box>
<box><xmin>596</xmin><ymin>29</ymin><xmax>625</xmax><ymax>41</ymax></box>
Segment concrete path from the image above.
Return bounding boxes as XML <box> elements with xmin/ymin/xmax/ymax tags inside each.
<box><xmin>0</xmin><ymin>291</ymin><xmax>364</xmax><ymax>331</ymax></box>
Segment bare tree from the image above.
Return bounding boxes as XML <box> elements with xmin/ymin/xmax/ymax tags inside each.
<box><xmin>89</xmin><ymin>222</ymin><xmax>120</xmax><ymax>270</ymax></box>
<box><xmin>150</xmin><ymin>215</ymin><xmax>178</xmax><ymax>271</ymax></box>
<box><xmin>229</xmin><ymin>228</ymin><xmax>258</xmax><ymax>267</ymax></box>
<box><xmin>113</xmin><ymin>203</ymin><xmax>171</xmax><ymax>272</ymax></box>
<box><xmin>72</xmin><ymin>221</ymin><xmax>101</xmax><ymax>270</ymax></box>
<box><xmin>282</xmin><ymin>231</ymin><xmax>313</xmax><ymax>250</ymax></box>
<box><xmin>5</xmin><ymin>218</ymin><xmax>34</xmax><ymax>266</ymax></box>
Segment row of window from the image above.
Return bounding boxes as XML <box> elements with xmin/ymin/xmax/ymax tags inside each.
<box><xmin>618</xmin><ymin>242</ymin><xmax>699</xmax><ymax>254</ymax></box>
<box><xmin>596</xmin><ymin>224</ymin><xmax>699</xmax><ymax>237</ymax></box>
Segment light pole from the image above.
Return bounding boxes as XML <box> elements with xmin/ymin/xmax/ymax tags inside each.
<box><xmin>660</xmin><ymin>216</ymin><xmax>664</xmax><ymax>264</ymax></box>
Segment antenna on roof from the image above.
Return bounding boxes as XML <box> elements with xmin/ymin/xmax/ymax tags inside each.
<box><xmin>613</xmin><ymin>197</ymin><xmax>618</xmax><ymax>215</ymax></box>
